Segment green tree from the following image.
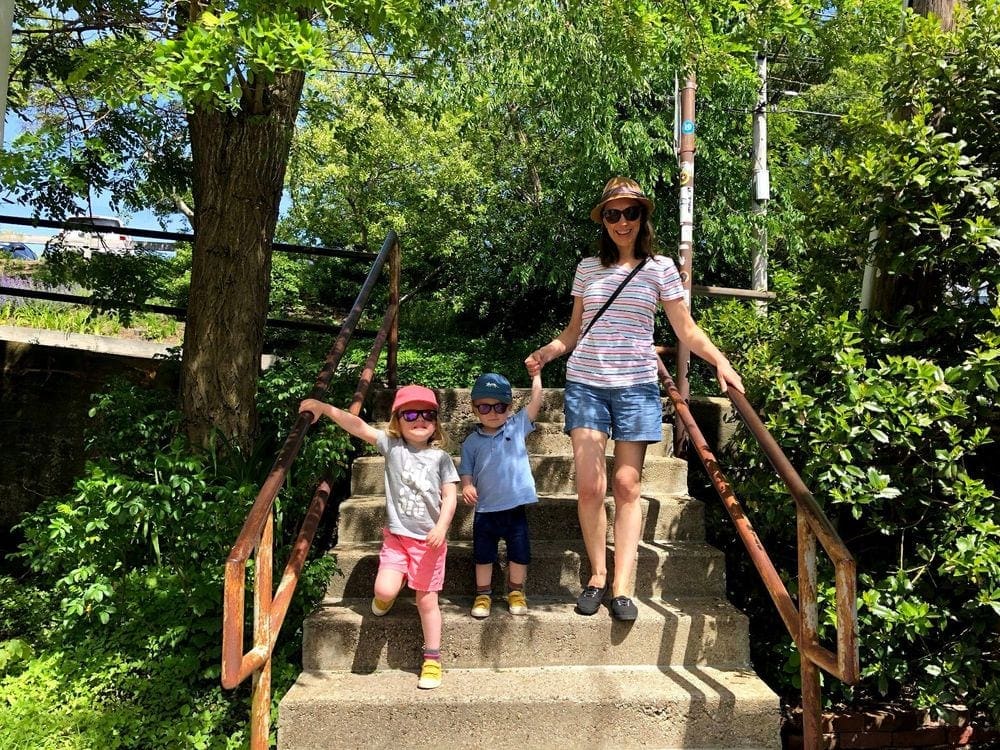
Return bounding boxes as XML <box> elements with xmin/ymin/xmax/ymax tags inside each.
<box><xmin>708</xmin><ymin>1</ymin><xmax>1000</xmax><ymax>717</ymax></box>
<box><xmin>279</xmin><ymin>1</ymin><xmax>826</xmax><ymax>342</ymax></box>
<box><xmin>2</xmin><ymin>1</ymin><xmax>457</xmax><ymax>450</ymax></box>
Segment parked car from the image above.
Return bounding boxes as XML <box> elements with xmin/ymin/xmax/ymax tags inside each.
<box><xmin>0</xmin><ymin>242</ymin><xmax>38</xmax><ymax>260</ymax></box>
<box><xmin>46</xmin><ymin>216</ymin><xmax>134</xmax><ymax>259</ymax></box>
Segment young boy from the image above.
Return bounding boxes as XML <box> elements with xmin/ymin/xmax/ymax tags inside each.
<box><xmin>459</xmin><ymin>371</ymin><xmax>543</xmax><ymax>617</ymax></box>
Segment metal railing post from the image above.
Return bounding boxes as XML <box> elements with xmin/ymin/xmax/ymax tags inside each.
<box><xmin>250</xmin><ymin>512</ymin><xmax>273</xmax><ymax>750</ymax></box>
<box><xmin>798</xmin><ymin>512</ymin><xmax>822</xmax><ymax>749</ymax></box>
<box><xmin>388</xmin><ymin>237</ymin><xmax>400</xmax><ymax>389</ymax></box>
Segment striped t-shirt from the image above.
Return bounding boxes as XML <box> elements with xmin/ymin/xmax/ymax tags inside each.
<box><xmin>566</xmin><ymin>255</ymin><xmax>685</xmax><ymax>388</ymax></box>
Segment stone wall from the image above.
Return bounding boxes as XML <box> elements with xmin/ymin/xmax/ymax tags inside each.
<box><xmin>0</xmin><ymin>340</ymin><xmax>173</xmax><ymax>553</ymax></box>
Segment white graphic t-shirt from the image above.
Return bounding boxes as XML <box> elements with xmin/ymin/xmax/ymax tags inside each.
<box><xmin>376</xmin><ymin>431</ymin><xmax>460</xmax><ymax>539</ymax></box>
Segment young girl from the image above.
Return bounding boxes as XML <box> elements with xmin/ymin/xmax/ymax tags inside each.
<box><xmin>299</xmin><ymin>384</ymin><xmax>459</xmax><ymax>689</ymax></box>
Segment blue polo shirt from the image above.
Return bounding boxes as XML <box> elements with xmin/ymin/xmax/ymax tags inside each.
<box><xmin>458</xmin><ymin>409</ymin><xmax>538</xmax><ymax>513</ymax></box>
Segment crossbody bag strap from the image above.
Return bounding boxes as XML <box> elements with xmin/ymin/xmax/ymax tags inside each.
<box><xmin>580</xmin><ymin>257</ymin><xmax>648</xmax><ymax>341</ymax></box>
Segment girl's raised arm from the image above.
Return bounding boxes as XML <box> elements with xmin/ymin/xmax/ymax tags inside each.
<box><xmin>299</xmin><ymin>398</ymin><xmax>380</xmax><ymax>445</ymax></box>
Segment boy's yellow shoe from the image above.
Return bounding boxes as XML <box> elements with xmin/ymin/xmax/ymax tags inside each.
<box><xmin>371</xmin><ymin>597</ymin><xmax>395</xmax><ymax>616</ymax></box>
<box><xmin>507</xmin><ymin>590</ymin><xmax>528</xmax><ymax>615</ymax></box>
<box><xmin>471</xmin><ymin>594</ymin><xmax>492</xmax><ymax>619</ymax></box>
<box><xmin>417</xmin><ymin>659</ymin><xmax>442</xmax><ymax>689</ymax></box>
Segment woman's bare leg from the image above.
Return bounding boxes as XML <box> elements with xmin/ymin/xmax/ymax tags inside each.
<box><xmin>610</xmin><ymin>440</ymin><xmax>647</xmax><ymax>598</ymax></box>
<box><xmin>571</xmin><ymin>427</ymin><xmax>609</xmax><ymax>588</ymax></box>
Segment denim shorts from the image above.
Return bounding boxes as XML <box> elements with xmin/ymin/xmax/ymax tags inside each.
<box><xmin>473</xmin><ymin>506</ymin><xmax>531</xmax><ymax>565</ymax></box>
<box><xmin>563</xmin><ymin>380</ymin><xmax>664</xmax><ymax>442</ymax></box>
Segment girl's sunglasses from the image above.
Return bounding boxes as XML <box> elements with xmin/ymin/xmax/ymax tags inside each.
<box><xmin>399</xmin><ymin>409</ymin><xmax>438</xmax><ymax>422</ymax></box>
<box><xmin>475</xmin><ymin>403</ymin><xmax>510</xmax><ymax>415</ymax></box>
<box><xmin>602</xmin><ymin>205</ymin><xmax>643</xmax><ymax>223</ymax></box>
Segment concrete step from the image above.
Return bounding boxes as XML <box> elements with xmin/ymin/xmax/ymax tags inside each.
<box><xmin>303</xmin><ymin>597</ymin><xmax>750</xmax><ymax>672</ymax></box>
<box><xmin>367</xmin><ymin>387</ymin><xmax>738</xmax><ymax>454</ymax></box>
<box><xmin>350</xmin><ymin>453</ymin><xmax>689</xmax><ymax>496</ymax></box>
<box><xmin>336</xmin><ymin>492</ymin><xmax>705</xmax><ymax>544</ymax></box>
<box><xmin>278</xmin><ymin>664</ymin><xmax>780</xmax><ymax>750</ymax></box>
<box><xmin>377</xmin><ymin>420</ymin><xmax>675</xmax><ymax>456</ymax></box>
<box><xmin>324</xmin><ymin>540</ymin><xmax>726</xmax><ymax>599</ymax></box>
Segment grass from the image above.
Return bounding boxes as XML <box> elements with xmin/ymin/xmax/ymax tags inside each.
<box><xmin>0</xmin><ymin>272</ymin><xmax>182</xmax><ymax>343</ymax></box>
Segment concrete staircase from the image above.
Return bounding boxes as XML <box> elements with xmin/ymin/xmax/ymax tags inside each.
<box><xmin>278</xmin><ymin>387</ymin><xmax>779</xmax><ymax>749</ymax></box>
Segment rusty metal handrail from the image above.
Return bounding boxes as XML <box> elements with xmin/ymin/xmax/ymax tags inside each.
<box><xmin>657</xmin><ymin>357</ymin><xmax>858</xmax><ymax>750</ymax></box>
<box><xmin>221</xmin><ymin>231</ymin><xmax>401</xmax><ymax>749</ymax></box>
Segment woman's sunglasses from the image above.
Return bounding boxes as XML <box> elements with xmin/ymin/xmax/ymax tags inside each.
<box><xmin>399</xmin><ymin>409</ymin><xmax>438</xmax><ymax>422</ymax></box>
<box><xmin>602</xmin><ymin>205</ymin><xmax>643</xmax><ymax>223</ymax></box>
<box><xmin>474</xmin><ymin>403</ymin><xmax>510</xmax><ymax>415</ymax></box>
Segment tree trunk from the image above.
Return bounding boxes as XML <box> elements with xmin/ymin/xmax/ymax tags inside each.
<box><xmin>181</xmin><ymin>69</ymin><xmax>305</xmax><ymax>451</ymax></box>
<box><xmin>912</xmin><ymin>0</ymin><xmax>956</xmax><ymax>31</ymax></box>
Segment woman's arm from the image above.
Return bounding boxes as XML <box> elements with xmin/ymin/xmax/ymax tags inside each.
<box><xmin>525</xmin><ymin>295</ymin><xmax>584</xmax><ymax>374</ymax></box>
<box><xmin>662</xmin><ymin>298</ymin><xmax>745</xmax><ymax>394</ymax></box>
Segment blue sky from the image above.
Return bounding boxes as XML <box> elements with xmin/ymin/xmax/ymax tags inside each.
<box><xmin>2</xmin><ymin>110</ymin><xmax>175</xmax><ymax>241</ymax></box>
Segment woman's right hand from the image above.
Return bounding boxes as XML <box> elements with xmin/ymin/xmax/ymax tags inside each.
<box><xmin>524</xmin><ymin>350</ymin><xmax>545</xmax><ymax>376</ymax></box>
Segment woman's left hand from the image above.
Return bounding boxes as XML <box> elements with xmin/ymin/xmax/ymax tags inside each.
<box><xmin>715</xmin><ymin>359</ymin><xmax>745</xmax><ymax>394</ymax></box>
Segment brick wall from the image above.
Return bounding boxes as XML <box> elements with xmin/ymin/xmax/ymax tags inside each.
<box><xmin>783</xmin><ymin>706</ymin><xmax>999</xmax><ymax>749</ymax></box>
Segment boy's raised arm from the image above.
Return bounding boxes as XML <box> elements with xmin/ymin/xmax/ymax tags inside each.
<box><xmin>299</xmin><ymin>398</ymin><xmax>379</xmax><ymax>445</ymax></box>
<box><xmin>525</xmin><ymin>372</ymin><xmax>543</xmax><ymax>423</ymax></box>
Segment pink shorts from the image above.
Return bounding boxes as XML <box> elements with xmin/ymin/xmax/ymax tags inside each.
<box><xmin>378</xmin><ymin>528</ymin><xmax>447</xmax><ymax>592</ymax></box>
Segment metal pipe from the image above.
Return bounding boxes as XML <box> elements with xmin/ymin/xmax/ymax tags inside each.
<box><xmin>726</xmin><ymin>386</ymin><xmax>854</xmax><ymax>566</ymax></box>
<box><xmin>658</xmin><ymin>361</ymin><xmax>801</xmax><ymax>636</ymax></box>
<box><xmin>388</xmin><ymin>238</ymin><xmax>400</xmax><ymax>389</ymax></box>
<box><xmin>226</xmin><ymin>231</ymin><xmax>396</xmax><ymax>566</ymax></box>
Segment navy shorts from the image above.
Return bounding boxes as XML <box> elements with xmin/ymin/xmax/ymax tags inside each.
<box><xmin>473</xmin><ymin>505</ymin><xmax>531</xmax><ymax>565</ymax></box>
<box><xmin>563</xmin><ymin>380</ymin><xmax>664</xmax><ymax>442</ymax></box>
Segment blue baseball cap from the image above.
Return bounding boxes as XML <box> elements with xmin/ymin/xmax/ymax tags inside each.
<box><xmin>471</xmin><ymin>373</ymin><xmax>512</xmax><ymax>404</ymax></box>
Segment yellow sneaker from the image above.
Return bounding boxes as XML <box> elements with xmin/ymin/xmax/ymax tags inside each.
<box><xmin>507</xmin><ymin>590</ymin><xmax>528</xmax><ymax>615</ymax></box>
<box><xmin>417</xmin><ymin>659</ymin><xmax>442</xmax><ymax>689</ymax></box>
<box><xmin>471</xmin><ymin>594</ymin><xmax>492</xmax><ymax>619</ymax></box>
<box><xmin>371</xmin><ymin>596</ymin><xmax>395</xmax><ymax>616</ymax></box>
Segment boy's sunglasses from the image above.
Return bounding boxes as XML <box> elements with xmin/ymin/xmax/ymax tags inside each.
<box><xmin>475</xmin><ymin>403</ymin><xmax>510</xmax><ymax>415</ymax></box>
<box><xmin>399</xmin><ymin>409</ymin><xmax>438</xmax><ymax>422</ymax></box>
<box><xmin>602</xmin><ymin>205</ymin><xmax>643</xmax><ymax>223</ymax></box>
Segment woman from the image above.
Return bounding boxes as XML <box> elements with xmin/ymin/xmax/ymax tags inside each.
<box><xmin>525</xmin><ymin>176</ymin><xmax>743</xmax><ymax>621</ymax></box>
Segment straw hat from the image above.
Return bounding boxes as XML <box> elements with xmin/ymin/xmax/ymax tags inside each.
<box><xmin>589</xmin><ymin>176</ymin><xmax>655</xmax><ymax>223</ymax></box>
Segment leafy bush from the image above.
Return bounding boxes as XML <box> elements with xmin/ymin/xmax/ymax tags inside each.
<box><xmin>1</xmin><ymin>354</ymin><xmax>355</xmax><ymax>748</ymax></box>
<box><xmin>38</xmin><ymin>247</ymin><xmax>173</xmax><ymax>327</ymax></box>
<box><xmin>712</xmin><ymin>297</ymin><xmax>999</xmax><ymax>720</ymax></box>
<box><xmin>699</xmin><ymin>6</ymin><xmax>1000</xmax><ymax>721</ymax></box>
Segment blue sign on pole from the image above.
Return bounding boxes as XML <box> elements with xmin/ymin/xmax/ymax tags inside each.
<box><xmin>681</xmin><ymin>119</ymin><xmax>695</xmax><ymax>135</ymax></box>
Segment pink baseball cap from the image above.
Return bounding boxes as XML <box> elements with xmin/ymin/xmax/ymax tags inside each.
<box><xmin>391</xmin><ymin>384</ymin><xmax>439</xmax><ymax>412</ymax></box>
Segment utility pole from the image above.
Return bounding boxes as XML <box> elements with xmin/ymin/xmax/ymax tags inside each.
<box><xmin>0</xmin><ymin>1</ymin><xmax>13</xmax><ymax>148</ymax></box>
<box><xmin>674</xmin><ymin>73</ymin><xmax>697</xmax><ymax>458</ymax></box>
<box><xmin>751</xmin><ymin>54</ymin><xmax>770</xmax><ymax>314</ymax></box>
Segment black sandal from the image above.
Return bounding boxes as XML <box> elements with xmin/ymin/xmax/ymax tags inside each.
<box><xmin>610</xmin><ymin>595</ymin><xmax>638</xmax><ymax>621</ymax></box>
<box><xmin>576</xmin><ymin>585</ymin><xmax>606</xmax><ymax>615</ymax></box>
